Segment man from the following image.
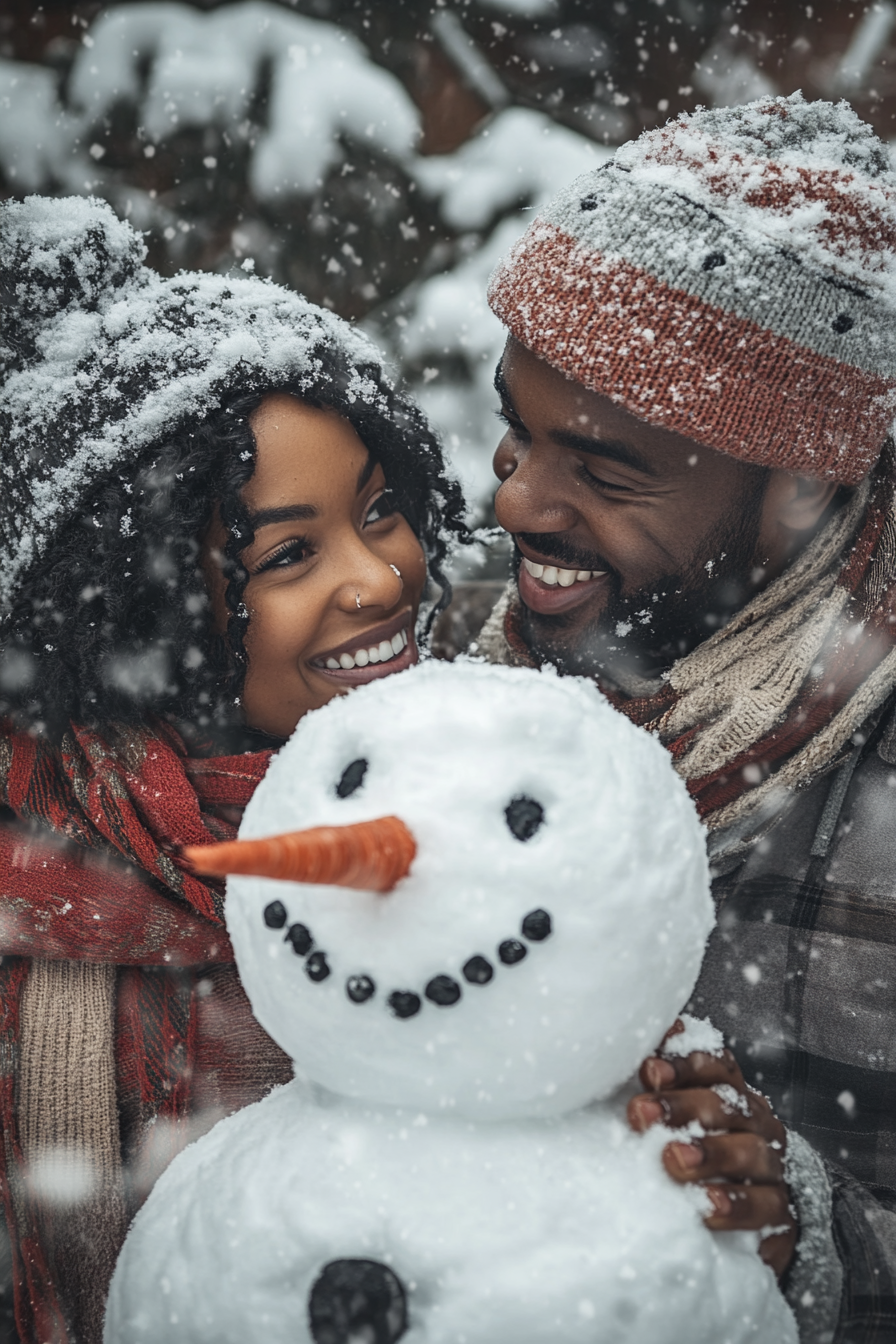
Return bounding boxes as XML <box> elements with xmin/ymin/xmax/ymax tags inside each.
<box><xmin>473</xmin><ymin>93</ymin><xmax>896</xmax><ymax>1342</ymax></box>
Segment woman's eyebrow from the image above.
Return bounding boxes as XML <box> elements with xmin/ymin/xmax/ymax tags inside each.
<box><xmin>247</xmin><ymin>503</ymin><xmax>318</xmax><ymax>529</ymax></box>
<box><xmin>246</xmin><ymin>457</ymin><xmax>376</xmax><ymax>531</ymax></box>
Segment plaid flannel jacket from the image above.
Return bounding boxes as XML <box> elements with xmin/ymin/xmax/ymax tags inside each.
<box><xmin>690</xmin><ymin>693</ymin><xmax>896</xmax><ymax>1344</ymax></box>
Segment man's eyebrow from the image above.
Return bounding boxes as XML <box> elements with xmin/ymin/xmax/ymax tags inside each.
<box><xmin>494</xmin><ymin>360</ymin><xmax>657</xmax><ymax>478</ymax></box>
<box><xmin>247</xmin><ymin>503</ymin><xmax>318</xmax><ymax>530</ymax></box>
<box><xmin>494</xmin><ymin>362</ymin><xmax>512</xmax><ymax>405</ymax></box>
<box><xmin>550</xmin><ymin>430</ymin><xmax>659</xmax><ymax>477</ymax></box>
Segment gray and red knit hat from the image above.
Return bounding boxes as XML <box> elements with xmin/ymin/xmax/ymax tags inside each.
<box><xmin>488</xmin><ymin>93</ymin><xmax>896</xmax><ymax>484</ymax></box>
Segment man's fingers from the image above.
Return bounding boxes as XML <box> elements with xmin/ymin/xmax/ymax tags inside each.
<box><xmin>759</xmin><ymin>1229</ymin><xmax>799</xmax><ymax>1280</ymax></box>
<box><xmin>640</xmin><ymin>1046</ymin><xmax>742</xmax><ymax>1093</ymax></box>
<box><xmin>702</xmin><ymin>1181</ymin><xmax>793</xmax><ymax>1234</ymax></box>
<box><xmin>628</xmin><ymin>1086</ymin><xmax>761</xmax><ymax>1135</ymax></box>
<box><xmin>663</xmin><ymin>1132</ymin><xmax>785</xmax><ymax>1185</ymax></box>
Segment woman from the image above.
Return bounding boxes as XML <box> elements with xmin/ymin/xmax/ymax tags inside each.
<box><xmin>0</xmin><ymin>195</ymin><xmax>467</xmax><ymax>1344</ymax></box>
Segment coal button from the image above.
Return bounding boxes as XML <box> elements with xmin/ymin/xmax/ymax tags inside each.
<box><xmin>347</xmin><ymin>975</ymin><xmax>375</xmax><ymax>1004</ymax></box>
<box><xmin>263</xmin><ymin>900</ymin><xmax>287</xmax><ymax>929</ymax></box>
<box><xmin>521</xmin><ymin>908</ymin><xmax>552</xmax><ymax>941</ymax></box>
<box><xmin>462</xmin><ymin>956</ymin><xmax>494</xmax><ymax>985</ymax></box>
<box><xmin>425</xmin><ymin>975</ymin><xmax>461</xmax><ymax>1006</ymax></box>
<box><xmin>285</xmin><ymin>923</ymin><xmax>313</xmax><ymax>956</ymax></box>
<box><xmin>306</xmin><ymin>951</ymin><xmax>331</xmax><ymax>982</ymax></box>
<box><xmin>388</xmin><ymin>990</ymin><xmax>422</xmax><ymax>1019</ymax></box>
<box><xmin>498</xmin><ymin>939</ymin><xmax>527</xmax><ymax>965</ymax></box>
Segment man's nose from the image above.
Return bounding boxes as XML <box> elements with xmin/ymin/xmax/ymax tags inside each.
<box><xmin>492</xmin><ymin>444</ymin><xmax>578</xmax><ymax>536</ymax></box>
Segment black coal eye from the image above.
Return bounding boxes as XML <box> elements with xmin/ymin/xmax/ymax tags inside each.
<box><xmin>504</xmin><ymin>795</ymin><xmax>545</xmax><ymax>842</ymax></box>
<box><xmin>336</xmin><ymin>758</ymin><xmax>368</xmax><ymax>798</ymax></box>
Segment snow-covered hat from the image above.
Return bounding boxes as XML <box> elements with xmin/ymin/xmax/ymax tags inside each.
<box><xmin>0</xmin><ymin>195</ymin><xmax>389</xmax><ymax>613</ymax></box>
<box><xmin>488</xmin><ymin>94</ymin><xmax>896</xmax><ymax>484</ymax></box>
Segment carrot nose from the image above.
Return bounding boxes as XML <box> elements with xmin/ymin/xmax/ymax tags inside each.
<box><xmin>182</xmin><ymin>815</ymin><xmax>416</xmax><ymax>894</ymax></box>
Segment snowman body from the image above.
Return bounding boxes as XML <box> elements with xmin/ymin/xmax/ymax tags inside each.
<box><xmin>106</xmin><ymin>1076</ymin><xmax>794</xmax><ymax>1344</ymax></box>
<box><xmin>104</xmin><ymin>662</ymin><xmax>797</xmax><ymax>1344</ymax></box>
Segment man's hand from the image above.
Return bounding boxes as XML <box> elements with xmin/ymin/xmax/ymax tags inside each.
<box><xmin>626</xmin><ymin>1023</ymin><xmax>798</xmax><ymax>1279</ymax></box>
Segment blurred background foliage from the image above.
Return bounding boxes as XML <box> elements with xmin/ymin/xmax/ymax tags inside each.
<box><xmin>1</xmin><ymin>0</ymin><xmax>894</xmax><ymax>516</ymax></box>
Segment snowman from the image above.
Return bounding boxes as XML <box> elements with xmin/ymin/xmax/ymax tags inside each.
<box><xmin>104</xmin><ymin>660</ymin><xmax>797</xmax><ymax>1344</ymax></box>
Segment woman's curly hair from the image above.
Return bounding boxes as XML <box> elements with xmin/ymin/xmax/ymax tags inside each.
<box><xmin>0</xmin><ymin>346</ymin><xmax>469</xmax><ymax>742</ymax></box>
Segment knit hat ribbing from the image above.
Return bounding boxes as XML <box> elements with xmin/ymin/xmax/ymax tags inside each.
<box><xmin>0</xmin><ymin>195</ymin><xmax>388</xmax><ymax>614</ymax></box>
<box><xmin>487</xmin><ymin>94</ymin><xmax>896</xmax><ymax>484</ymax></box>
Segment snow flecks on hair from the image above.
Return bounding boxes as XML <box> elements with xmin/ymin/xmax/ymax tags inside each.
<box><xmin>0</xmin><ymin>195</ymin><xmax>393</xmax><ymax>614</ymax></box>
<box><xmin>0</xmin><ymin>194</ymin><xmax>469</xmax><ymax>734</ymax></box>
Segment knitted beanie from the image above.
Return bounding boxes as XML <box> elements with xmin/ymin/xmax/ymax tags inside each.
<box><xmin>0</xmin><ymin>195</ymin><xmax>390</xmax><ymax>614</ymax></box>
<box><xmin>488</xmin><ymin>93</ymin><xmax>896</xmax><ymax>484</ymax></box>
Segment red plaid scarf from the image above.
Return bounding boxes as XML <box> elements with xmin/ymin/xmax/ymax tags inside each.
<box><xmin>0</xmin><ymin>719</ymin><xmax>275</xmax><ymax>1343</ymax></box>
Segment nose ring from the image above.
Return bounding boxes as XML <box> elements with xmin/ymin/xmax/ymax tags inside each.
<box><xmin>390</xmin><ymin>565</ymin><xmax>401</xmax><ymax>579</ymax></box>
<box><xmin>355</xmin><ymin>592</ymin><xmax>361</xmax><ymax>609</ymax></box>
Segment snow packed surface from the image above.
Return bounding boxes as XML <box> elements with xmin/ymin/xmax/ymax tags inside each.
<box><xmin>105</xmin><ymin>662</ymin><xmax>796</xmax><ymax>1344</ymax></box>
<box><xmin>663</xmin><ymin>1015</ymin><xmax>725</xmax><ymax>1060</ymax></box>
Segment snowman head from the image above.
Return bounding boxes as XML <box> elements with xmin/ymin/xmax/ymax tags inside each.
<box><xmin>190</xmin><ymin>661</ymin><xmax>712</xmax><ymax>1121</ymax></box>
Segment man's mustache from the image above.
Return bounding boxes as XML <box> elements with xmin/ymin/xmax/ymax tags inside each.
<box><xmin>513</xmin><ymin>533</ymin><xmax>617</xmax><ymax>578</ymax></box>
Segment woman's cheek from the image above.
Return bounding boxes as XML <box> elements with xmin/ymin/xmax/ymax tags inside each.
<box><xmin>395</xmin><ymin>527</ymin><xmax>427</xmax><ymax>598</ymax></box>
<box><xmin>244</xmin><ymin>582</ymin><xmax>318</xmax><ymax>671</ymax></box>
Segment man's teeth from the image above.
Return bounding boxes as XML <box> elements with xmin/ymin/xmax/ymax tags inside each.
<box><xmin>522</xmin><ymin>557</ymin><xmax>606</xmax><ymax>587</ymax></box>
<box><xmin>325</xmin><ymin>628</ymin><xmax>409</xmax><ymax>671</ymax></box>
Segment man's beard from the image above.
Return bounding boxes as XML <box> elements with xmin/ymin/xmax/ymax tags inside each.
<box><xmin>516</xmin><ymin>475</ymin><xmax>769</xmax><ymax>685</ymax></box>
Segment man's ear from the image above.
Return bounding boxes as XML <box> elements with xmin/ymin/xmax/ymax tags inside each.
<box><xmin>763</xmin><ymin>470</ymin><xmax>840</xmax><ymax>536</ymax></box>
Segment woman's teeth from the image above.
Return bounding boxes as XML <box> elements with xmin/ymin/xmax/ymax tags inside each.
<box><xmin>522</xmin><ymin>557</ymin><xmax>607</xmax><ymax>587</ymax></box>
<box><xmin>325</xmin><ymin>628</ymin><xmax>409</xmax><ymax>671</ymax></box>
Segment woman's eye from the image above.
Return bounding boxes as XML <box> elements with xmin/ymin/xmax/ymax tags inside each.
<box><xmin>257</xmin><ymin>538</ymin><xmax>313</xmax><ymax>572</ymax></box>
<box><xmin>364</xmin><ymin>491</ymin><xmax>398</xmax><ymax>526</ymax></box>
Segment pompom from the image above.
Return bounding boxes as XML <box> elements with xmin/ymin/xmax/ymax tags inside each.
<box><xmin>0</xmin><ymin>195</ymin><xmax>146</xmax><ymax>361</ymax></box>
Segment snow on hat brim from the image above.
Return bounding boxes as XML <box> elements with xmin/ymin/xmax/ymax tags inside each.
<box><xmin>488</xmin><ymin>96</ymin><xmax>896</xmax><ymax>485</ymax></box>
<box><xmin>0</xmin><ymin>197</ymin><xmax>388</xmax><ymax>612</ymax></box>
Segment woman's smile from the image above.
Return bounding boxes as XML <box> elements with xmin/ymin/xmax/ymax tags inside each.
<box><xmin>203</xmin><ymin>392</ymin><xmax>427</xmax><ymax>738</ymax></box>
<box><xmin>310</xmin><ymin>607</ymin><xmax>418</xmax><ymax>685</ymax></box>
